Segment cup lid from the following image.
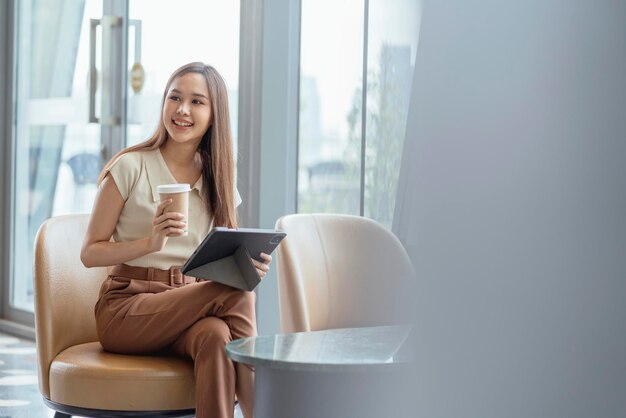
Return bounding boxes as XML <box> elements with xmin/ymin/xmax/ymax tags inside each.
<box><xmin>157</xmin><ymin>183</ymin><xmax>191</xmax><ymax>194</ymax></box>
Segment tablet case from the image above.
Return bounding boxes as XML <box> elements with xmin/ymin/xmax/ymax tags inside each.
<box><xmin>182</xmin><ymin>228</ymin><xmax>286</xmax><ymax>291</ymax></box>
<box><xmin>184</xmin><ymin>245</ymin><xmax>261</xmax><ymax>291</ymax></box>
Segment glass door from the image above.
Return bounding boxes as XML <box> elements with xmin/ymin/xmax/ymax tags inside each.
<box><xmin>9</xmin><ymin>0</ymin><xmax>241</xmax><ymax>319</ymax></box>
<box><xmin>11</xmin><ymin>0</ymin><xmax>111</xmax><ymax>314</ymax></box>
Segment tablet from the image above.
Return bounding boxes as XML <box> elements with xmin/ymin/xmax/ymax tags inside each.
<box><xmin>181</xmin><ymin>227</ymin><xmax>287</xmax><ymax>291</ymax></box>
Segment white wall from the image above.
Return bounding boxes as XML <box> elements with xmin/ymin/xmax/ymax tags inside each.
<box><xmin>405</xmin><ymin>1</ymin><xmax>626</xmax><ymax>416</ymax></box>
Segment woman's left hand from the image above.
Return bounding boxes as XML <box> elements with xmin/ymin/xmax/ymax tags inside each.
<box><xmin>252</xmin><ymin>252</ymin><xmax>272</xmax><ymax>279</ymax></box>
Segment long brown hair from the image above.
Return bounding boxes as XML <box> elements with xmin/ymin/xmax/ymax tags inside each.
<box><xmin>99</xmin><ymin>62</ymin><xmax>238</xmax><ymax>228</ymax></box>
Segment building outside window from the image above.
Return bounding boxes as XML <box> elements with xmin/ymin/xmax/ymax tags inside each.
<box><xmin>298</xmin><ymin>0</ymin><xmax>420</xmax><ymax>228</ymax></box>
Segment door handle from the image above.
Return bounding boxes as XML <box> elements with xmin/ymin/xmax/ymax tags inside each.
<box><xmin>88</xmin><ymin>15</ymin><xmax>122</xmax><ymax>125</ymax></box>
<box><xmin>88</xmin><ymin>18</ymin><xmax>99</xmax><ymax>123</ymax></box>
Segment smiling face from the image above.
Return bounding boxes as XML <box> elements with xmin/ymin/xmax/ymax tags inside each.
<box><xmin>162</xmin><ymin>72</ymin><xmax>212</xmax><ymax>147</ymax></box>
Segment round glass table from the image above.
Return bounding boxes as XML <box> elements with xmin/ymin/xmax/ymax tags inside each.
<box><xmin>226</xmin><ymin>325</ymin><xmax>413</xmax><ymax>418</ymax></box>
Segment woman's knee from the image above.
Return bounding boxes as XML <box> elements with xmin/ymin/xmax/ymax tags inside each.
<box><xmin>239</xmin><ymin>289</ymin><xmax>256</xmax><ymax>308</ymax></box>
<box><xmin>188</xmin><ymin>317</ymin><xmax>232</xmax><ymax>353</ymax></box>
<box><xmin>229</xmin><ymin>288</ymin><xmax>256</xmax><ymax>312</ymax></box>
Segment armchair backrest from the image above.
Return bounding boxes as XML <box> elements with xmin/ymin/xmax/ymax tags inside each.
<box><xmin>275</xmin><ymin>214</ymin><xmax>415</xmax><ymax>333</ymax></box>
<box><xmin>34</xmin><ymin>214</ymin><xmax>107</xmax><ymax>398</ymax></box>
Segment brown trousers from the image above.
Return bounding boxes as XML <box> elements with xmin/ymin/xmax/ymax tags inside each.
<box><xmin>94</xmin><ymin>264</ymin><xmax>257</xmax><ymax>418</ymax></box>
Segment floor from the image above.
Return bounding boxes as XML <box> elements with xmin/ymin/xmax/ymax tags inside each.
<box><xmin>0</xmin><ymin>333</ymin><xmax>52</xmax><ymax>418</ymax></box>
<box><xmin>0</xmin><ymin>332</ymin><xmax>242</xmax><ymax>418</ymax></box>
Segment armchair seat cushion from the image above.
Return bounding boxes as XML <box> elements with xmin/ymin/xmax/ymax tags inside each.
<box><xmin>49</xmin><ymin>342</ymin><xmax>195</xmax><ymax>411</ymax></box>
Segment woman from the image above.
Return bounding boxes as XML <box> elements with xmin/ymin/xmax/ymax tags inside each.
<box><xmin>81</xmin><ymin>62</ymin><xmax>270</xmax><ymax>418</ymax></box>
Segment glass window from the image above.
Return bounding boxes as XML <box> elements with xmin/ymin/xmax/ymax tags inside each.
<box><xmin>297</xmin><ymin>0</ymin><xmax>419</xmax><ymax>225</ymax></box>
<box><xmin>365</xmin><ymin>0</ymin><xmax>420</xmax><ymax>227</ymax></box>
<box><xmin>297</xmin><ymin>0</ymin><xmax>364</xmax><ymax>214</ymax></box>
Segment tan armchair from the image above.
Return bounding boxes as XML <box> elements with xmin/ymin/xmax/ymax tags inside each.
<box><xmin>275</xmin><ymin>213</ymin><xmax>415</xmax><ymax>333</ymax></box>
<box><xmin>34</xmin><ymin>214</ymin><xmax>195</xmax><ymax>417</ymax></box>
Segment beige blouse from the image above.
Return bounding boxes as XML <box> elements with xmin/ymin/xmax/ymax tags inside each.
<box><xmin>105</xmin><ymin>148</ymin><xmax>241</xmax><ymax>270</ymax></box>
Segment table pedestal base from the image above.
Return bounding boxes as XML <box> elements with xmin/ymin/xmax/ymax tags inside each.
<box><xmin>254</xmin><ymin>366</ymin><xmax>411</xmax><ymax>418</ymax></box>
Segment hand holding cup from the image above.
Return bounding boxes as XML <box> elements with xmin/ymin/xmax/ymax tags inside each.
<box><xmin>157</xmin><ymin>184</ymin><xmax>191</xmax><ymax>237</ymax></box>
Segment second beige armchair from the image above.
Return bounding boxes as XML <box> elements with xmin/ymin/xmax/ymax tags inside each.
<box><xmin>275</xmin><ymin>213</ymin><xmax>415</xmax><ymax>333</ymax></box>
